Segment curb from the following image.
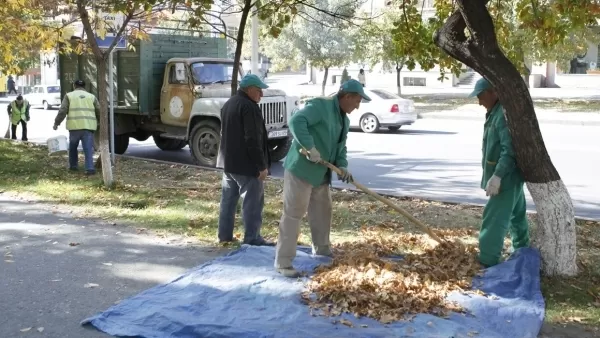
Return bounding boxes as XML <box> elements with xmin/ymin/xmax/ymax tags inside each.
<box><xmin>417</xmin><ymin>113</ymin><xmax>600</xmax><ymax>126</ymax></box>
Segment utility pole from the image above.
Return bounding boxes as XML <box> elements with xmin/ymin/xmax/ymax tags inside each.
<box><xmin>251</xmin><ymin>7</ymin><xmax>259</xmax><ymax>75</ymax></box>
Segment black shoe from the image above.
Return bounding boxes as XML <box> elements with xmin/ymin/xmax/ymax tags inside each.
<box><xmin>85</xmin><ymin>170</ymin><xmax>96</xmax><ymax>176</ymax></box>
<box><xmin>69</xmin><ymin>167</ymin><xmax>78</xmax><ymax>172</ymax></box>
<box><xmin>244</xmin><ymin>237</ymin><xmax>275</xmax><ymax>246</ymax></box>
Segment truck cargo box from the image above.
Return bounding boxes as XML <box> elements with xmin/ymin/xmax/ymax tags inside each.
<box><xmin>58</xmin><ymin>34</ymin><xmax>227</xmax><ymax>115</ymax></box>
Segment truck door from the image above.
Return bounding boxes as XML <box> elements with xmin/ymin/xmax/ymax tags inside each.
<box><xmin>160</xmin><ymin>62</ymin><xmax>193</xmax><ymax>127</ymax></box>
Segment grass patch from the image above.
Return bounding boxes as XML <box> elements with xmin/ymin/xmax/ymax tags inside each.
<box><xmin>1</xmin><ymin>139</ymin><xmax>598</xmax><ymax>333</ymax></box>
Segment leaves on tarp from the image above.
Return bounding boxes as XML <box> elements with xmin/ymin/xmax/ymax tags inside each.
<box><xmin>303</xmin><ymin>231</ymin><xmax>484</xmax><ymax>323</ymax></box>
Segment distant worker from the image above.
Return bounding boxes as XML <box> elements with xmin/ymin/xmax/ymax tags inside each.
<box><xmin>53</xmin><ymin>79</ymin><xmax>100</xmax><ymax>175</ymax></box>
<box><xmin>358</xmin><ymin>69</ymin><xmax>366</xmax><ymax>87</ymax></box>
<box><xmin>274</xmin><ymin>79</ymin><xmax>369</xmax><ymax>278</ymax></box>
<box><xmin>216</xmin><ymin>74</ymin><xmax>274</xmax><ymax>246</ymax></box>
<box><xmin>7</xmin><ymin>95</ymin><xmax>30</xmax><ymax>141</ymax></box>
<box><xmin>7</xmin><ymin>76</ymin><xmax>17</xmax><ymax>95</ymax></box>
<box><xmin>469</xmin><ymin>78</ymin><xmax>530</xmax><ymax>267</ymax></box>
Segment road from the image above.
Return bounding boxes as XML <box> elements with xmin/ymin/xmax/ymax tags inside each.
<box><xmin>2</xmin><ymin>102</ymin><xmax>598</xmax><ymax>220</ymax></box>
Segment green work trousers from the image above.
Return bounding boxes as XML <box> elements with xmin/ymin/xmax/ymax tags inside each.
<box><xmin>479</xmin><ymin>180</ymin><xmax>530</xmax><ymax>267</ymax></box>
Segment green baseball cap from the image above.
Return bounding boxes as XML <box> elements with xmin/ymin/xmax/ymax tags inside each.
<box><xmin>340</xmin><ymin>79</ymin><xmax>371</xmax><ymax>101</ymax></box>
<box><xmin>468</xmin><ymin>78</ymin><xmax>493</xmax><ymax>98</ymax></box>
<box><xmin>239</xmin><ymin>74</ymin><xmax>269</xmax><ymax>89</ymax></box>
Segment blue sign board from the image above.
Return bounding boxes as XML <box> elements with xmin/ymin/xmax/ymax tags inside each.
<box><xmin>96</xmin><ymin>35</ymin><xmax>127</xmax><ymax>50</ymax></box>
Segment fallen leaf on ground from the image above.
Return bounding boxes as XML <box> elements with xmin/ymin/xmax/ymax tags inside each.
<box><xmin>20</xmin><ymin>327</ymin><xmax>32</xmax><ymax>332</ymax></box>
<box><xmin>37</xmin><ymin>327</ymin><xmax>44</xmax><ymax>332</ymax></box>
<box><xmin>102</xmin><ymin>262</ymin><xmax>113</xmax><ymax>266</ymax></box>
<box><xmin>69</xmin><ymin>242</ymin><xmax>80</xmax><ymax>246</ymax></box>
<box><xmin>4</xmin><ymin>260</ymin><xmax>14</xmax><ymax>263</ymax></box>
<box><xmin>468</xmin><ymin>330</ymin><xmax>479</xmax><ymax>336</ymax></box>
<box><xmin>339</xmin><ymin>319</ymin><xmax>353</xmax><ymax>327</ymax></box>
<box><xmin>303</xmin><ymin>231</ymin><xmax>482</xmax><ymax>323</ymax></box>
<box><xmin>84</xmin><ymin>283</ymin><xmax>100</xmax><ymax>288</ymax></box>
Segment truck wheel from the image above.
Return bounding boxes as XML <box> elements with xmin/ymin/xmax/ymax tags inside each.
<box><xmin>153</xmin><ymin>135</ymin><xmax>187</xmax><ymax>151</ymax></box>
<box><xmin>132</xmin><ymin>130</ymin><xmax>151</xmax><ymax>142</ymax></box>
<box><xmin>268</xmin><ymin>137</ymin><xmax>292</xmax><ymax>162</ymax></box>
<box><xmin>189</xmin><ymin>121</ymin><xmax>220</xmax><ymax>167</ymax></box>
<box><xmin>113</xmin><ymin>134</ymin><xmax>130</xmax><ymax>154</ymax></box>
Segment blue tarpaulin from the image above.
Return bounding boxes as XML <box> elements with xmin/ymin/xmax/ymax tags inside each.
<box><xmin>82</xmin><ymin>246</ymin><xmax>545</xmax><ymax>338</ymax></box>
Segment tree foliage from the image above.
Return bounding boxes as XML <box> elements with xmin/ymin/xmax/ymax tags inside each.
<box><xmin>384</xmin><ymin>0</ymin><xmax>600</xmax><ymax>75</ymax></box>
<box><xmin>261</xmin><ymin>0</ymin><xmax>364</xmax><ymax>89</ymax></box>
<box><xmin>0</xmin><ymin>0</ymin><xmax>63</xmax><ymax>75</ymax></box>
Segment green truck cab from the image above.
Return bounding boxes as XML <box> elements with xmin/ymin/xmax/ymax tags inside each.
<box><xmin>58</xmin><ymin>33</ymin><xmax>298</xmax><ymax>166</ymax></box>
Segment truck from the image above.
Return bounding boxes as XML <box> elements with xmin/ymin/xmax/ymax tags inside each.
<box><xmin>57</xmin><ymin>33</ymin><xmax>298</xmax><ymax>167</ymax></box>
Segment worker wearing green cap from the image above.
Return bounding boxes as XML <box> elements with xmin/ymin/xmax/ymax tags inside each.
<box><xmin>274</xmin><ymin>79</ymin><xmax>371</xmax><ymax>278</ymax></box>
<box><xmin>469</xmin><ymin>77</ymin><xmax>530</xmax><ymax>267</ymax></box>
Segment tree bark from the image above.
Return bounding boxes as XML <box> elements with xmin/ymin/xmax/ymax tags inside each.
<box><xmin>433</xmin><ymin>2</ymin><xmax>577</xmax><ymax>276</ymax></box>
<box><xmin>396</xmin><ymin>63</ymin><xmax>404</xmax><ymax>96</ymax></box>
<box><xmin>231</xmin><ymin>0</ymin><xmax>252</xmax><ymax>96</ymax></box>
<box><xmin>321</xmin><ymin>67</ymin><xmax>329</xmax><ymax>96</ymax></box>
<box><xmin>77</xmin><ymin>0</ymin><xmax>114</xmax><ymax>188</ymax></box>
<box><xmin>95</xmin><ymin>56</ymin><xmax>114</xmax><ymax>188</ymax></box>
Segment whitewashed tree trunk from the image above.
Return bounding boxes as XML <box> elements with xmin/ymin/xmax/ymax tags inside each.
<box><xmin>321</xmin><ymin>67</ymin><xmax>329</xmax><ymax>96</ymax></box>
<box><xmin>433</xmin><ymin>2</ymin><xmax>578</xmax><ymax>276</ymax></box>
<box><xmin>527</xmin><ymin>181</ymin><xmax>577</xmax><ymax>276</ymax></box>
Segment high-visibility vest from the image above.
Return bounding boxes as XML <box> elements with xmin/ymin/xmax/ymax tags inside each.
<box><xmin>10</xmin><ymin>100</ymin><xmax>28</xmax><ymax>125</ymax></box>
<box><xmin>66</xmin><ymin>90</ymin><xmax>98</xmax><ymax>131</ymax></box>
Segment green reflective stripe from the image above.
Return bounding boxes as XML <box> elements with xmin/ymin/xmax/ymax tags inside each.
<box><xmin>70</xmin><ymin>108</ymin><xmax>96</xmax><ymax>112</ymax></box>
<box><xmin>68</xmin><ymin>116</ymin><xmax>96</xmax><ymax>120</ymax></box>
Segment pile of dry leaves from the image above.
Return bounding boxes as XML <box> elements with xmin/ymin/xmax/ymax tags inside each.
<box><xmin>302</xmin><ymin>231</ymin><xmax>484</xmax><ymax>323</ymax></box>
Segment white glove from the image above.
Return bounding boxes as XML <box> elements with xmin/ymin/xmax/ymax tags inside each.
<box><xmin>305</xmin><ymin>147</ymin><xmax>321</xmax><ymax>163</ymax></box>
<box><xmin>485</xmin><ymin>175</ymin><xmax>501</xmax><ymax>197</ymax></box>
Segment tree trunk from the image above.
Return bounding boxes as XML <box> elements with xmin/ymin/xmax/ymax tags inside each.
<box><xmin>231</xmin><ymin>0</ymin><xmax>252</xmax><ymax>96</ymax></box>
<box><xmin>321</xmin><ymin>67</ymin><xmax>329</xmax><ymax>96</ymax></box>
<box><xmin>396</xmin><ymin>63</ymin><xmax>404</xmax><ymax>96</ymax></box>
<box><xmin>95</xmin><ymin>56</ymin><xmax>114</xmax><ymax>188</ymax></box>
<box><xmin>433</xmin><ymin>4</ymin><xmax>577</xmax><ymax>276</ymax></box>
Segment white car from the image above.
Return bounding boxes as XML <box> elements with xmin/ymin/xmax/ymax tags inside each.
<box><xmin>302</xmin><ymin>88</ymin><xmax>416</xmax><ymax>133</ymax></box>
<box><xmin>23</xmin><ymin>85</ymin><xmax>62</xmax><ymax>110</ymax></box>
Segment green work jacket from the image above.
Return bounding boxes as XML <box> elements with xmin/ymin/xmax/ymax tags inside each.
<box><xmin>284</xmin><ymin>96</ymin><xmax>350</xmax><ymax>187</ymax></box>
<box><xmin>481</xmin><ymin>101</ymin><xmax>524</xmax><ymax>189</ymax></box>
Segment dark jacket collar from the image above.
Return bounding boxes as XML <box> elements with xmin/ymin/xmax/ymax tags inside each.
<box><xmin>237</xmin><ymin>89</ymin><xmax>257</xmax><ymax>104</ymax></box>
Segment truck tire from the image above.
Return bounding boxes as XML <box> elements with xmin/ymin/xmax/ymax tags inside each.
<box><xmin>93</xmin><ymin>132</ymin><xmax>129</xmax><ymax>154</ymax></box>
<box><xmin>113</xmin><ymin>133</ymin><xmax>130</xmax><ymax>154</ymax></box>
<box><xmin>189</xmin><ymin>121</ymin><xmax>220</xmax><ymax>167</ymax></box>
<box><xmin>153</xmin><ymin>135</ymin><xmax>187</xmax><ymax>151</ymax></box>
<box><xmin>268</xmin><ymin>136</ymin><xmax>292</xmax><ymax>162</ymax></box>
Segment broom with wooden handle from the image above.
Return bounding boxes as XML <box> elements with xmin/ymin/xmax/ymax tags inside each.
<box><xmin>300</xmin><ymin>148</ymin><xmax>446</xmax><ymax>244</ymax></box>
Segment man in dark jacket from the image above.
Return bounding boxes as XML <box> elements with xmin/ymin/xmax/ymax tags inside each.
<box><xmin>216</xmin><ymin>74</ymin><xmax>273</xmax><ymax>246</ymax></box>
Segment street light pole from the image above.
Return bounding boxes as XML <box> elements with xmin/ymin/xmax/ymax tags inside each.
<box><xmin>251</xmin><ymin>8</ymin><xmax>259</xmax><ymax>75</ymax></box>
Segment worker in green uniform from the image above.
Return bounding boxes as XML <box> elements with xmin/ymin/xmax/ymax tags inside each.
<box><xmin>274</xmin><ymin>79</ymin><xmax>370</xmax><ymax>278</ymax></box>
<box><xmin>469</xmin><ymin>78</ymin><xmax>530</xmax><ymax>267</ymax></box>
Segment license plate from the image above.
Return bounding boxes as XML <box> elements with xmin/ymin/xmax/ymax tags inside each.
<box><xmin>268</xmin><ymin>130</ymin><xmax>288</xmax><ymax>138</ymax></box>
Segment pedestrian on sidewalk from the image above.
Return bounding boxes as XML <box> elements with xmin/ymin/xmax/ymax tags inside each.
<box><xmin>274</xmin><ymin>79</ymin><xmax>369</xmax><ymax>278</ymax></box>
<box><xmin>7</xmin><ymin>76</ymin><xmax>17</xmax><ymax>95</ymax></box>
<box><xmin>7</xmin><ymin>95</ymin><xmax>30</xmax><ymax>141</ymax></box>
<box><xmin>53</xmin><ymin>79</ymin><xmax>100</xmax><ymax>176</ymax></box>
<box><xmin>216</xmin><ymin>74</ymin><xmax>274</xmax><ymax>246</ymax></box>
<box><xmin>358</xmin><ymin>69</ymin><xmax>366</xmax><ymax>87</ymax></box>
<box><xmin>469</xmin><ymin>78</ymin><xmax>530</xmax><ymax>267</ymax></box>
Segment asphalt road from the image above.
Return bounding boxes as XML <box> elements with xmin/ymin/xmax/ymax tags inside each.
<box><xmin>2</xmin><ymin>103</ymin><xmax>599</xmax><ymax>220</ymax></box>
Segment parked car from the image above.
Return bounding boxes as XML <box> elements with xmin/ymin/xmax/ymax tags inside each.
<box><xmin>298</xmin><ymin>88</ymin><xmax>417</xmax><ymax>133</ymax></box>
<box><xmin>23</xmin><ymin>85</ymin><xmax>62</xmax><ymax>110</ymax></box>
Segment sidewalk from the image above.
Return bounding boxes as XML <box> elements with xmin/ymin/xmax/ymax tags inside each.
<box><xmin>417</xmin><ymin>108</ymin><xmax>600</xmax><ymax>126</ymax></box>
<box><xmin>0</xmin><ymin>192</ymin><xmax>229</xmax><ymax>337</ymax></box>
